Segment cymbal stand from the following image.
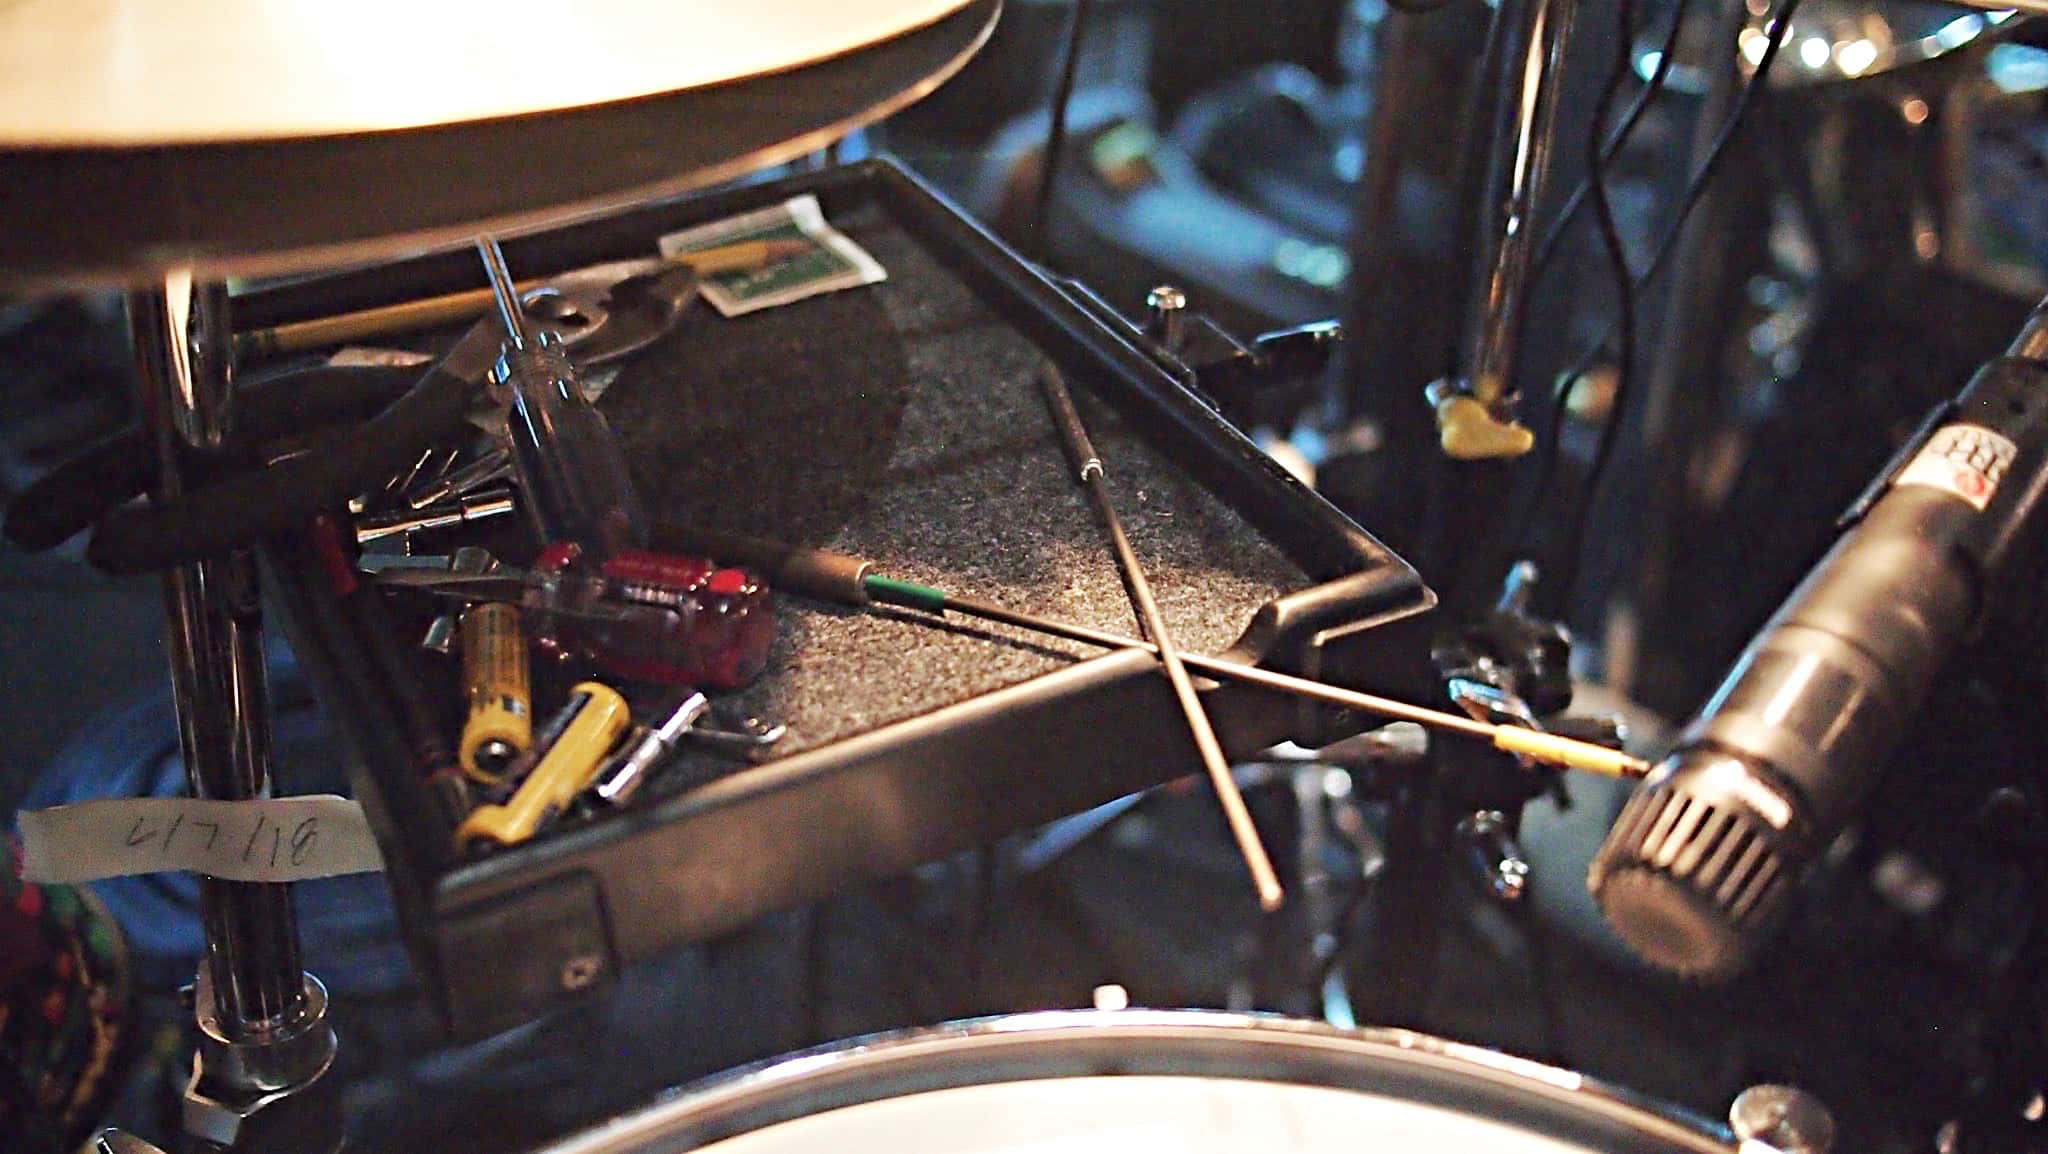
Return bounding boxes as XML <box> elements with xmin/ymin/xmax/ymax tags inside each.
<box><xmin>1421</xmin><ymin>0</ymin><xmax>1578</xmax><ymax>609</ymax></box>
<box><xmin>128</xmin><ymin>275</ymin><xmax>338</xmax><ymax>1152</ymax></box>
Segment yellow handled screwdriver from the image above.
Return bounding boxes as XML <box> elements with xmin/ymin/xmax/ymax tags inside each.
<box><xmin>456</xmin><ymin>681</ymin><xmax>631</xmax><ymax>850</ymax></box>
<box><xmin>236</xmin><ymin>238</ymin><xmax>809</xmax><ymax>358</ymax></box>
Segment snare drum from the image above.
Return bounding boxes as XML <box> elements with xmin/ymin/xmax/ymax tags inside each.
<box><xmin>544</xmin><ymin>1011</ymin><xmax>1734</xmax><ymax>1153</ymax></box>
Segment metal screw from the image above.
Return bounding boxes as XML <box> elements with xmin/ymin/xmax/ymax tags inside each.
<box><xmin>1730</xmin><ymin>1085</ymin><xmax>1835</xmax><ymax>1154</ymax></box>
<box><xmin>560</xmin><ymin>954</ymin><xmax>603</xmax><ymax>992</ymax></box>
<box><xmin>1145</xmin><ymin>284</ymin><xmax>1188</xmax><ymax>352</ymax></box>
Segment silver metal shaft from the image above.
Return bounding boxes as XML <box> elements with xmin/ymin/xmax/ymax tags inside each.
<box><xmin>476</xmin><ymin>235</ymin><xmax>530</xmax><ymax>350</ymax></box>
<box><xmin>131</xmin><ymin>278</ymin><xmax>306</xmax><ymax>1031</ymax></box>
<box><xmin>132</xmin><ymin>279</ymin><xmax>335</xmax><ymax>1141</ymax></box>
<box><xmin>1457</xmin><ymin>0</ymin><xmax>1577</xmax><ymax>408</ymax></box>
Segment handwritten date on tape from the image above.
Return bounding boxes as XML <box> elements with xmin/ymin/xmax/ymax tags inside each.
<box><xmin>16</xmin><ymin>795</ymin><xmax>383</xmax><ymax>884</ymax></box>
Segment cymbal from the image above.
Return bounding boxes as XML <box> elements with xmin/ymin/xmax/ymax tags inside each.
<box><xmin>0</xmin><ymin>1</ymin><xmax>974</xmax><ymax>145</ymax></box>
<box><xmin>0</xmin><ymin>0</ymin><xmax>998</xmax><ymax>289</ymax></box>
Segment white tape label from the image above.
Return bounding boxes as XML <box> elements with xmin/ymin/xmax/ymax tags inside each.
<box><xmin>15</xmin><ymin>795</ymin><xmax>384</xmax><ymax>884</ymax></box>
<box><xmin>1893</xmin><ymin>423</ymin><xmax>2017</xmax><ymax>511</ymax></box>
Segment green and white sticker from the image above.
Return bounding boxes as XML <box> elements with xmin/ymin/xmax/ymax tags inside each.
<box><xmin>659</xmin><ymin>194</ymin><xmax>886</xmax><ymax>317</ymax></box>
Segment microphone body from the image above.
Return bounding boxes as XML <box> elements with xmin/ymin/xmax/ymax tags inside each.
<box><xmin>1590</xmin><ymin>319</ymin><xmax>2048</xmax><ymax>980</ymax></box>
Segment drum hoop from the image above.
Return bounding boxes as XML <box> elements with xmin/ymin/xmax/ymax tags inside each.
<box><xmin>548</xmin><ymin>1010</ymin><xmax>1736</xmax><ymax>1154</ymax></box>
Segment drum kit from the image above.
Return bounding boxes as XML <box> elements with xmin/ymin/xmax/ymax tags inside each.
<box><xmin>0</xmin><ymin>1</ymin><xmax>2041</xmax><ymax>1153</ymax></box>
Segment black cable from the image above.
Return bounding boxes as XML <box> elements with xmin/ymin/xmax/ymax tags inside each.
<box><xmin>1518</xmin><ymin>0</ymin><xmax>1805</xmax><ymax>588</ymax></box>
<box><xmin>1509</xmin><ymin>0</ymin><xmax>1692</xmax><ymax>558</ymax></box>
<box><xmin>1530</xmin><ymin>0</ymin><xmax>1697</xmax><ymax>281</ymax></box>
<box><xmin>1552</xmin><ymin>0</ymin><xmax>1641</xmax><ymax>606</ymax></box>
<box><xmin>1030</xmin><ymin>0</ymin><xmax>1096</xmax><ymax>269</ymax></box>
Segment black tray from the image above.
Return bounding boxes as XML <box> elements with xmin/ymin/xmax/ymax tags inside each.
<box><xmin>251</xmin><ymin>158</ymin><xmax>1437</xmax><ymax>1037</ymax></box>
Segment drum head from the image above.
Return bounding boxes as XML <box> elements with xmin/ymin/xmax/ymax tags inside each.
<box><xmin>547</xmin><ymin>1012</ymin><xmax>1733</xmax><ymax>1154</ymax></box>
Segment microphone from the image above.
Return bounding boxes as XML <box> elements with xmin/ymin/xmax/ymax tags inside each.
<box><xmin>1588</xmin><ymin>302</ymin><xmax>2048</xmax><ymax>981</ymax></box>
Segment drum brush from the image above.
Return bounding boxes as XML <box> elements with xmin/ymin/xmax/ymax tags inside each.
<box><xmin>647</xmin><ymin>524</ymin><xmax>1648</xmax><ymax>782</ymax></box>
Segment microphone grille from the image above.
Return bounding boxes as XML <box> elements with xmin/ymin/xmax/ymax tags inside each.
<box><xmin>1589</xmin><ymin>756</ymin><xmax>1800</xmax><ymax>982</ymax></box>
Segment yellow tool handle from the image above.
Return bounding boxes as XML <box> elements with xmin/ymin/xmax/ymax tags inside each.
<box><xmin>1490</xmin><ymin>727</ymin><xmax>1649</xmax><ymax>778</ymax></box>
<box><xmin>457</xmin><ymin>602</ymin><xmax>532</xmax><ymax>783</ymax></box>
<box><xmin>456</xmin><ymin>681</ymin><xmax>630</xmax><ymax>850</ymax></box>
<box><xmin>240</xmin><ymin>285</ymin><xmax>507</xmax><ymax>356</ymax></box>
<box><xmin>237</xmin><ymin>238</ymin><xmax>806</xmax><ymax>357</ymax></box>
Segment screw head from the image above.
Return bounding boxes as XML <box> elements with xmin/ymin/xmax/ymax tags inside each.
<box><xmin>560</xmin><ymin>954</ymin><xmax>603</xmax><ymax>992</ymax></box>
<box><xmin>1731</xmin><ymin>1085</ymin><xmax>1835</xmax><ymax>1154</ymax></box>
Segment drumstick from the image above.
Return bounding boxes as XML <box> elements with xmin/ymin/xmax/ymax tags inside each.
<box><xmin>649</xmin><ymin>524</ymin><xmax>1650</xmax><ymax>780</ymax></box>
<box><xmin>235</xmin><ymin>239</ymin><xmax>809</xmax><ymax>358</ymax></box>
<box><xmin>1034</xmin><ymin>365</ymin><xmax>1286</xmax><ymax>912</ymax></box>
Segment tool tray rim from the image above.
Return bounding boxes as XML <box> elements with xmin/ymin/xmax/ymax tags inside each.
<box><xmin>254</xmin><ymin>156</ymin><xmax>1436</xmax><ymax>1038</ymax></box>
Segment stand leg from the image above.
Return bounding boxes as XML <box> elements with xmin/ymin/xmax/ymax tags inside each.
<box><xmin>127</xmin><ymin>275</ymin><xmax>337</xmax><ymax>1150</ymax></box>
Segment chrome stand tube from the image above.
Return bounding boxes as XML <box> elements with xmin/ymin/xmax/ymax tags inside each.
<box><xmin>128</xmin><ymin>275</ymin><xmax>335</xmax><ymax>1146</ymax></box>
<box><xmin>1431</xmin><ymin>0</ymin><xmax>1577</xmax><ymax>457</ymax></box>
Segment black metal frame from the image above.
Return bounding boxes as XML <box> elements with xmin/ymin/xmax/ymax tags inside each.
<box><xmin>251</xmin><ymin>158</ymin><xmax>1438</xmax><ymax>1038</ymax></box>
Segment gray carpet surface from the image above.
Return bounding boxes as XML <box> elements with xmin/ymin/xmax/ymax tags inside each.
<box><xmin>599</xmin><ymin>202</ymin><xmax>1308</xmax><ymax>761</ymax></box>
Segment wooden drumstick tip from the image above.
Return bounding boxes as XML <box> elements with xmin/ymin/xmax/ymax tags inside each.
<box><xmin>1490</xmin><ymin>727</ymin><xmax>1649</xmax><ymax>778</ymax></box>
<box><xmin>1254</xmin><ymin>874</ymin><xmax>1285</xmax><ymax>912</ymax></box>
<box><xmin>1204</xmin><ymin>758</ymin><xmax>1285</xmax><ymax>912</ymax></box>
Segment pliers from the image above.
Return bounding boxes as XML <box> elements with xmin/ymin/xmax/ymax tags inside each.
<box><xmin>6</xmin><ymin>315</ymin><xmax>502</xmax><ymax>573</ymax></box>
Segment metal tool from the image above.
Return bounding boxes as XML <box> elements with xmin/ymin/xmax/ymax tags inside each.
<box><xmin>518</xmin><ymin>263</ymin><xmax>698</xmax><ymax>366</ymax></box>
<box><xmin>584</xmin><ymin>693</ymin><xmax>785</xmax><ymax>806</ymax></box>
<box><xmin>375</xmin><ymin>445</ymin><xmax>458</xmax><ymax>510</ymax></box>
<box><xmin>591</xmin><ymin>693</ymin><xmax>713</xmax><ymax>806</ymax></box>
<box><xmin>87</xmin><ymin>311</ymin><xmax>505</xmax><ymax>574</ymax></box>
<box><xmin>685</xmin><ymin>707</ymin><xmax>787</xmax><ymax>758</ymax></box>
<box><xmin>354</xmin><ymin>546</ymin><xmax>501</xmax><ymax>652</ymax></box>
<box><xmin>404</xmin><ymin>445</ymin><xmax>514</xmax><ymax>510</ymax></box>
<box><xmin>456</xmin><ymin>681</ymin><xmax>631</xmax><ymax>849</ymax></box>
<box><xmin>354</xmin><ymin>487</ymin><xmax>514</xmax><ymax>544</ymax></box>
<box><xmin>234</xmin><ymin>243</ymin><xmax>778</xmax><ymax>362</ymax></box>
<box><xmin>458</xmin><ymin>603</ymin><xmax>533</xmax><ymax>783</ymax></box>
<box><xmin>479</xmin><ymin>236</ymin><xmax>648</xmax><ymax>556</ymax></box>
<box><xmin>1035</xmin><ymin>364</ymin><xmax>1285</xmax><ymax>912</ymax></box>
<box><xmin>375</xmin><ymin>545</ymin><xmax>774</xmax><ymax>690</ymax></box>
